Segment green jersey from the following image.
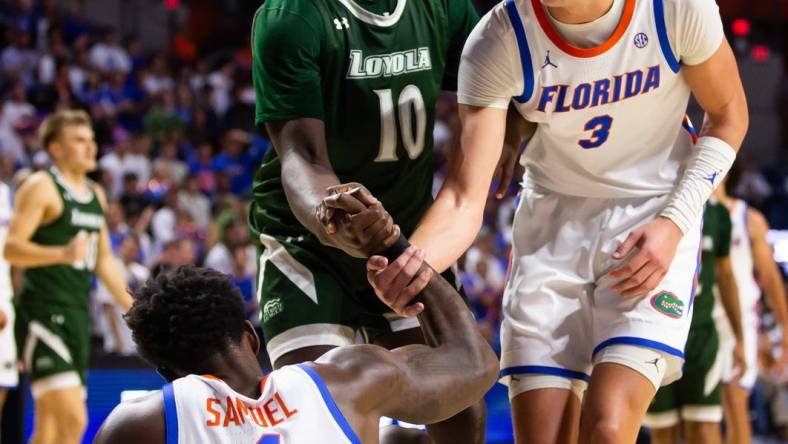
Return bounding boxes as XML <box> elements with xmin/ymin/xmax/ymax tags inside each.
<box><xmin>19</xmin><ymin>169</ymin><xmax>104</xmax><ymax>312</ymax></box>
<box><xmin>692</xmin><ymin>201</ymin><xmax>732</xmax><ymax>328</ymax></box>
<box><xmin>249</xmin><ymin>0</ymin><xmax>478</xmax><ymax>240</ymax></box>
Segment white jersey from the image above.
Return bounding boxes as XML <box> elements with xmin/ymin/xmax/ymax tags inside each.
<box><xmin>163</xmin><ymin>364</ymin><xmax>360</xmax><ymax>444</ymax></box>
<box><xmin>0</xmin><ymin>182</ymin><xmax>11</xmax><ymax>301</ymax></box>
<box><xmin>728</xmin><ymin>199</ymin><xmax>760</xmax><ymax>313</ymax></box>
<box><xmin>713</xmin><ymin>198</ymin><xmax>760</xmax><ymax>388</ymax></box>
<box><xmin>0</xmin><ymin>181</ymin><xmax>17</xmax><ymax>388</ymax></box>
<box><xmin>458</xmin><ymin>0</ymin><xmax>724</xmax><ymax>198</ymax></box>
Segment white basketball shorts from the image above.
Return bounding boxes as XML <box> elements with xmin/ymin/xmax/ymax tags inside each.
<box><xmin>0</xmin><ymin>300</ymin><xmax>18</xmax><ymax>388</ymax></box>
<box><xmin>717</xmin><ymin>307</ymin><xmax>759</xmax><ymax>389</ymax></box>
<box><xmin>499</xmin><ymin>184</ymin><xmax>702</xmax><ymax>393</ymax></box>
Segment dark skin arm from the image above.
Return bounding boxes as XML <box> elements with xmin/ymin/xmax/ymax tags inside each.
<box><xmin>312</xmin><ymin>192</ymin><xmax>499</xmax><ymax>441</ymax></box>
<box><xmin>313</xmin><ymin>248</ymin><xmax>498</xmax><ymax>439</ymax></box>
<box><xmin>266</xmin><ymin>118</ymin><xmax>399</xmax><ymax>258</ymax></box>
<box><xmin>94</xmin><ymin>193</ymin><xmax>497</xmax><ymax>443</ymax></box>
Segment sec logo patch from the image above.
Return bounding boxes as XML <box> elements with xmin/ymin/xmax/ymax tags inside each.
<box><xmin>634</xmin><ymin>33</ymin><xmax>648</xmax><ymax>48</ymax></box>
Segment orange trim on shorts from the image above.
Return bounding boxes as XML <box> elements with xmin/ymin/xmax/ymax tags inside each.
<box><xmin>531</xmin><ymin>0</ymin><xmax>636</xmax><ymax>58</ymax></box>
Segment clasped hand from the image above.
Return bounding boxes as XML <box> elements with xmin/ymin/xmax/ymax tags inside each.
<box><xmin>315</xmin><ymin>183</ymin><xmax>400</xmax><ymax>258</ymax></box>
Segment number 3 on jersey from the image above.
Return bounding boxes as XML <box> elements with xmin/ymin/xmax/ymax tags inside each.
<box><xmin>374</xmin><ymin>85</ymin><xmax>426</xmax><ymax>162</ymax></box>
<box><xmin>579</xmin><ymin>115</ymin><xmax>614</xmax><ymax>149</ymax></box>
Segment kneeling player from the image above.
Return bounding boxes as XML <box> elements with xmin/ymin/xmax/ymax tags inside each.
<box><xmin>95</xmin><ymin>237</ymin><xmax>498</xmax><ymax>441</ymax></box>
<box><xmin>643</xmin><ymin>200</ymin><xmax>746</xmax><ymax>443</ymax></box>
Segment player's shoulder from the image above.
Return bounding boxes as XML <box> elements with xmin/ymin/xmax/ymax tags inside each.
<box><xmin>745</xmin><ymin>205</ymin><xmax>769</xmax><ymax>235</ymax></box>
<box><xmin>252</xmin><ymin>0</ymin><xmax>324</xmax><ymax>33</ymax></box>
<box><xmin>659</xmin><ymin>0</ymin><xmax>719</xmax><ymax>17</ymax></box>
<box><xmin>480</xmin><ymin>2</ymin><xmax>513</xmax><ymax>30</ymax></box>
<box><xmin>94</xmin><ymin>391</ymin><xmax>165</xmax><ymax>444</ymax></box>
<box><xmin>310</xmin><ymin>344</ymin><xmax>403</xmax><ymax>397</ymax></box>
<box><xmin>462</xmin><ymin>2</ymin><xmax>514</xmax><ymax>53</ymax></box>
<box><xmin>90</xmin><ymin>181</ymin><xmax>109</xmax><ymax>209</ymax></box>
<box><xmin>14</xmin><ymin>170</ymin><xmax>57</xmax><ymax>201</ymax></box>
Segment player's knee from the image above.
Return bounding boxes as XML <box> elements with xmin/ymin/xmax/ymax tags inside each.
<box><xmin>683</xmin><ymin>421</ymin><xmax>720</xmax><ymax>442</ymax></box>
<box><xmin>649</xmin><ymin>426</ymin><xmax>679</xmax><ymax>444</ymax></box>
<box><xmin>56</xmin><ymin>404</ymin><xmax>87</xmax><ymax>437</ymax></box>
<box><xmin>588</xmin><ymin>420</ymin><xmax>626</xmax><ymax>444</ymax></box>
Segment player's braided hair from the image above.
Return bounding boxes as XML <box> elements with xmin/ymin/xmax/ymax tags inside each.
<box><xmin>125</xmin><ymin>266</ymin><xmax>246</xmax><ymax>373</ymax></box>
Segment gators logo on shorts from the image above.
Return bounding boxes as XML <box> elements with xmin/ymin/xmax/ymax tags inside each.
<box><xmin>650</xmin><ymin>291</ymin><xmax>684</xmax><ymax>319</ymax></box>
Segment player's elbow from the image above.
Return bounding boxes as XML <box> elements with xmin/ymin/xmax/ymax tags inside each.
<box><xmin>731</xmin><ymin>92</ymin><xmax>749</xmax><ymax>146</ymax></box>
<box><xmin>3</xmin><ymin>239</ymin><xmax>21</xmax><ymax>265</ymax></box>
<box><xmin>717</xmin><ymin>89</ymin><xmax>749</xmax><ymax>149</ymax></box>
<box><xmin>458</xmin><ymin>333</ymin><xmax>499</xmax><ymax>395</ymax></box>
<box><xmin>475</xmin><ymin>345</ymin><xmax>500</xmax><ymax>391</ymax></box>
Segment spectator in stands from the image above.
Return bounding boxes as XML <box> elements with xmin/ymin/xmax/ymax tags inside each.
<box><xmin>0</xmin><ymin>81</ymin><xmax>35</xmax><ymax>165</ymax></box>
<box><xmin>151</xmin><ymin>187</ymin><xmax>179</xmax><ymax>245</ymax></box>
<box><xmin>1</xmin><ymin>27</ymin><xmax>37</xmax><ymax>86</ymax></box>
<box><xmin>152</xmin><ymin>140</ymin><xmax>188</xmax><ymax>185</ymax></box>
<box><xmin>230</xmin><ymin>244</ymin><xmax>259</xmax><ymax>326</ymax></box>
<box><xmin>212</xmin><ymin>129</ymin><xmax>254</xmax><ymax>196</ymax></box>
<box><xmin>96</xmin><ymin>235</ymin><xmax>148</xmax><ymax>355</ymax></box>
<box><xmin>151</xmin><ymin>237</ymin><xmax>196</xmax><ymax>277</ymax></box>
<box><xmin>188</xmin><ymin>141</ymin><xmax>216</xmax><ymax>194</ymax></box>
<box><xmin>204</xmin><ymin>220</ymin><xmax>254</xmax><ymax>276</ymax></box>
<box><xmin>88</xmin><ymin>28</ymin><xmax>130</xmax><ymax>75</ymax></box>
<box><xmin>178</xmin><ymin>175</ymin><xmax>211</xmax><ymax>230</ymax></box>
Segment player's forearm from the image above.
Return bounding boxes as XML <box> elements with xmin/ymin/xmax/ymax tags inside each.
<box><xmin>411</xmin><ymin>105</ymin><xmax>506</xmax><ymax>271</ymax></box>
<box><xmin>280</xmin><ymin>155</ymin><xmax>342</xmax><ymax>243</ymax></box>
<box><xmin>382</xmin><ymin>238</ymin><xmax>497</xmax><ymax>374</ymax></box>
<box><xmin>761</xmin><ymin>270</ymin><xmax>788</xmax><ymax>329</ymax></box>
<box><xmin>716</xmin><ymin>261</ymin><xmax>744</xmax><ymax>342</ymax></box>
<box><xmin>3</xmin><ymin>238</ymin><xmax>69</xmax><ymax>268</ymax></box>
<box><xmin>96</xmin><ymin>256</ymin><xmax>133</xmax><ymax>311</ymax></box>
<box><xmin>698</xmin><ymin>91</ymin><xmax>748</xmax><ymax>151</ymax></box>
<box><xmin>410</xmin><ymin>194</ymin><xmax>484</xmax><ymax>272</ymax></box>
<box><xmin>267</xmin><ymin>118</ymin><xmax>343</xmax><ymax>245</ymax></box>
<box><xmin>104</xmin><ymin>304</ymin><xmax>124</xmax><ymax>349</ymax></box>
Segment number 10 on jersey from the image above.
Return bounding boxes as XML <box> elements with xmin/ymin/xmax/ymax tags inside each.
<box><xmin>374</xmin><ymin>85</ymin><xmax>426</xmax><ymax>162</ymax></box>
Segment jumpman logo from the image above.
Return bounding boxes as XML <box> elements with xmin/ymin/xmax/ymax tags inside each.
<box><xmin>704</xmin><ymin>170</ymin><xmax>721</xmax><ymax>185</ymax></box>
<box><xmin>542</xmin><ymin>50</ymin><xmax>558</xmax><ymax>69</ymax></box>
<box><xmin>646</xmin><ymin>357</ymin><xmax>661</xmax><ymax>371</ymax></box>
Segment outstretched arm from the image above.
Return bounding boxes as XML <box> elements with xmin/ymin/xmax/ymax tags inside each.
<box><xmin>610</xmin><ymin>38</ymin><xmax>748</xmax><ymax>297</ymax></box>
<box><xmin>251</xmin><ymin>6</ymin><xmax>393</xmax><ymax>258</ymax></box>
<box><xmin>748</xmin><ymin>209</ymin><xmax>788</xmax><ymax>367</ymax></box>
<box><xmin>93</xmin><ymin>186</ymin><xmax>133</xmax><ymax>311</ymax></box>
<box><xmin>407</xmin><ymin>104</ymin><xmax>506</xmax><ymax>273</ymax></box>
<box><xmin>266</xmin><ymin>117</ymin><xmax>342</xmax><ymax>242</ymax></box>
<box><xmin>716</xmin><ymin>256</ymin><xmax>746</xmax><ymax>378</ymax></box>
<box><xmin>313</xmin><ymin>219</ymin><xmax>498</xmax><ymax>424</ymax></box>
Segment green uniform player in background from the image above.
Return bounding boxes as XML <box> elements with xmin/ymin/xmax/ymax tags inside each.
<box><xmin>249</xmin><ymin>0</ymin><xmax>487</xmax><ymax>441</ymax></box>
<box><xmin>4</xmin><ymin>110</ymin><xmax>133</xmax><ymax>444</ymax></box>
<box><xmin>644</xmin><ymin>200</ymin><xmax>746</xmax><ymax>444</ymax></box>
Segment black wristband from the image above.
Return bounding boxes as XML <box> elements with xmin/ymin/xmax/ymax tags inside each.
<box><xmin>381</xmin><ymin>236</ymin><xmax>410</xmax><ymax>262</ymax></box>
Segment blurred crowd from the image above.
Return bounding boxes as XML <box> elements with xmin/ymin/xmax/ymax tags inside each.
<box><xmin>0</xmin><ymin>4</ymin><xmax>787</xmax><ymax>437</ymax></box>
<box><xmin>0</xmin><ymin>0</ymin><xmax>522</xmax><ymax>359</ymax></box>
<box><xmin>0</xmin><ymin>0</ymin><xmax>265</xmax><ymax>354</ymax></box>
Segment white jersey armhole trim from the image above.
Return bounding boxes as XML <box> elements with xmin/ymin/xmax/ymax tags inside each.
<box><xmin>162</xmin><ymin>383</ymin><xmax>179</xmax><ymax>444</ymax></box>
<box><xmin>504</xmin><ymin>0</ymin><xmax>535</xmax><ymax>103</ymax></box>
<box><xmin>294</xmin><ymin>363</ymin><xmax>362</xmax><ymax>444</ymax></box>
